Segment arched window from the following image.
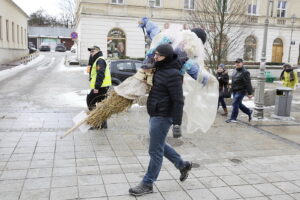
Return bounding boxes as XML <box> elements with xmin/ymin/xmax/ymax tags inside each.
<box><xmin>107</xmin><ymin>28</ymin><xmax>126</xmax><ymax>58</ymax></box>
<box><xmin>244</xmin><ymin>36</ymin><xmax>257</xmax><ymax>61</ymax></box>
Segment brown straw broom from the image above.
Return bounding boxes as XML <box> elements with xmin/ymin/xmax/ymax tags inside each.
<box><xmin>60</xmin><ymin>90</ymin><xmax>133</xmax><ymax>139</ymax></box>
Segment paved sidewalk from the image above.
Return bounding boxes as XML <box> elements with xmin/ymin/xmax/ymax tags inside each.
<box><xmin>0</xmin><ymin>85</ymin><xmax>300</xmax><ymax>200</ymax></box>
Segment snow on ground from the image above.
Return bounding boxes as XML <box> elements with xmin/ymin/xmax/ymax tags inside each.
<box><xmin>0</xmin><ymin>55</ymin><xmax>45</xmax><ymax>82</ymax></box>
<box><xmin>37</xmin><ymin>57</ymin><xmax>55</xmax><ymax>71</ymax></box>
<box><xmin>57</xmin><ymin>89</ymin><xmax>89</xmax><ymax>108</ymax></box>
<box><xmin>56</xmin><ymin>58</ymin><xmax>86</xmax><ymax>73</ymax></box>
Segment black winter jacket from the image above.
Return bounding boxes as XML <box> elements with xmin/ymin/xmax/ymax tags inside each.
<box><xmin>216</xmin><ymin>71</ymin><xmax>229</xmax><ymax>92</ymax></box>
<box><xmin>147</xmin><ymin>55</ymin><xmax>184</xmax><ymax>125</ymax></box>
<box><xmin>231</xmin><ymin>67</ymin><xmax>252</xmax><ymax>95</ymax></box>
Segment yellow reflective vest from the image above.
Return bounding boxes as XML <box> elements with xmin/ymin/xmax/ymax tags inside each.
<box><xmin>90</xmin><ymin>56</ymin><xmax>112</xmax><ymax>89</ymax></box>
<box><xmin>282</xmin><ymin>71</ymin><xmax>298</xmax><ymax>89</ymax></box>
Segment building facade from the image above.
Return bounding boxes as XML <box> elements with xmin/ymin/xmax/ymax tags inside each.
<box><xmin>28</xmin><ymin>26</ymin><xmax>75</xmax><ymax>51</ymax></box>
<box><xmin>0</xmin><ymin>0</ymin><xmax>29</xmax><ymax>65</ymax></box>
<box><xmin>75</xmin><ymin>0</ymin><xmax>300</xmax><ymax>65</ymax></box>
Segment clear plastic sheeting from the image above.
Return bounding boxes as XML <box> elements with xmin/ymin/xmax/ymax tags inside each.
<box><xmin>182</xmin><ymin>73</ymin><xmax>219</xmax><ymax>134</ymax></box>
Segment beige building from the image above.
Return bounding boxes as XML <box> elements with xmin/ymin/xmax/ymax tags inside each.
<box><xmin>0</xmin><ymin>0</ymin><xmax>29</xmax><ymax>65</ymax></box>
<box><xmin>75</xmin><ymin>0</ymin><xmax>300</xmax><ymax>65</ymax></box>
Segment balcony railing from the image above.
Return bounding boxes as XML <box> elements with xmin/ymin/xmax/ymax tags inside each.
<box><xmin>277</xmin><ymin>19</ymin><xmax>286</xmax><ymax>25</ymax></box>
<box><xmin>247</xmin><ymin>16</ymin><xmax>258</xmax><ymax>24</ymax></box>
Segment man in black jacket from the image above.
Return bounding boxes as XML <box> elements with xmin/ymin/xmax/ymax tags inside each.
<box><xmin>129</xmin><ymin>44</ymin><xmax>192</xmax><ymax>196</ymax></box>
<box><xmin>226</xmin><ymin>58</ymin><xmax>253</xmax><ymax>123</ymax></box>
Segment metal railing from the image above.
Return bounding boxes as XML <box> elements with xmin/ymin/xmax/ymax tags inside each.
<box><xmin>20</xmin><ymin>52</ymin><xmax>40</xmax><ymax>65</ymax></box>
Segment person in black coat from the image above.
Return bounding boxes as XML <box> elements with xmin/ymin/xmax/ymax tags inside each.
<box><xmin>226</xmin><ymin>58</ymin><xmax>253</xmax><ymax>123</ymax></box>
<box><xmin>129</xmin><ymin>44</ymin><xmax>192</xmax><ymax>196</ymax></box>
<box><xmin>216</xmin><ymin>64</ymin><xmax>229</xmax><ymax>116</ymax></box>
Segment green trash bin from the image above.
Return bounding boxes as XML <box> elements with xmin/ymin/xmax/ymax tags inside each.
<box><xmin>265</xmin><ymin>71</ymin><xmax>275</xmax><ymax>83</ymax></box>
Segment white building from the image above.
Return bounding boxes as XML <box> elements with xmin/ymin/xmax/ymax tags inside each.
<box><xmin>75</xmin><ymin>0</ymin><xmax>300</xmax><ymax>65</ymax></box>
<box><xmin>0</xmin><ymin>0</ymin><xmax>29</xmax><ymax>65</ymax></box>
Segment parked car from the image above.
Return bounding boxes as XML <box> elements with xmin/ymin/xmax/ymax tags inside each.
<box><xmin>28</xmin><ymin>42</ymin><xmax>37</xmax><ymax>54</ymax></box>
<box><xmin>110</xmin><ymin>59</ymin><xmax>142</xmax><ymax>86</ymax></box>
<box><xmin>39</xmin><ymin>43</ymin><xmax>51</xmax><ymax>51</ymax></box>
<box><xmin>55</xmin><ymin>43</ymin><xmax>66</xmax><ymax>52</ymax></box>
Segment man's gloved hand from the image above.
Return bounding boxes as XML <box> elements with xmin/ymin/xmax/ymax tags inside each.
<box><xmin>172</xmin><ymin>125</ymin><xmax>182</xmax><ymax>138</ymax></box>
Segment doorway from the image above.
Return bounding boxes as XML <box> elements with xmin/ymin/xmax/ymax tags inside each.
<box><xmin>272</xmin><ymin>38</ymin><xmax>283</xmax><ymax>63</ymax></box>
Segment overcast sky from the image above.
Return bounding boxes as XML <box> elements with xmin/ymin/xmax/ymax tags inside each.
<box><xmin>13</xmin><ymin>0</ymin><xmax>62</xmax><ymax>16</ymax></box>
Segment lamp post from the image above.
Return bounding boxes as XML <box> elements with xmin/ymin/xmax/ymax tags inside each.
<box><xmin>254</xmin><ymin>0</ymin><xmax>274</xmax><ymax>119</ymax></box>
<box><xmin>149</xmin><ymin>0</ymin><xmax>155</xmax><ymax>18</ymax></box>
<box><xmin>288</xmin><ymin>14</ymin><xmax>297</xmax><ymax>63</ymax></box>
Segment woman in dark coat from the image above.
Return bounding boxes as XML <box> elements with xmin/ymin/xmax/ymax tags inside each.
<box><xmin>216</xmin><ymin>64</ymin><xmax>229</xmax><ymax>116</ymax></box>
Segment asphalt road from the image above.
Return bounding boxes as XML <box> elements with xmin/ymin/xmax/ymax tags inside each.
<box><xmin>0</xmin><ymin>52</ymin><xmax>88</xmax><ymax>112</ymax></box>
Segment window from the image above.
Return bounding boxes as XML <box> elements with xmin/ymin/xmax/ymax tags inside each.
<box><xmin>0</xmin><ymin>16</ymin><xmax>2</xmax><ymax>40</ymax></box>
<box><xmin>154</xmin><ymin>0</ymin><xmax>161</xmax><ymax>7</ymax></box>
<box><xmin>12</xmin><ymin>22</ymin><xmax>15</xmax><ymax>42</ymax></box>
<box><xmin>184</xmin><ymin>0</ymin><xmax>194</xmax><ymax>9</ymax></box>
<box><xmin>111</xmin><ymin>0</ymin><xmax>123</xmax><ymax>4</ymax></box>
<box><xmin>17</xmin><ymin>25</ymin><xmax>19</xmax><ymax>43</ymax></box>
<box><xmin>248</xmin><ymin>0</ymin><xmax>257</xmax><ymax>15</ymax></box>
<box><xmin>134</xmin><ymin>62</ymin><xmax>142</xmax><ymax>70</ymax></box>
<box><xmin>217</xmin><ymin>0</ymin><xmax>229</xmax><ymax>12</ymax></box>
<box><xmin>107</xmin><ymin>28</ymin><xmax>126</xmax><ymax>58</ymax></box>
<box><xmin>277</xmin><ymin>1</ymin><xmax>287</xmax><ymax>18</ymax></box>
<box><xmin>24</xmin><ymin>29</ymin><xmax>27</xmax><ymax>46</ymax></box>
<box><xmin>116</xmin><ymin>62</ymin><xmax>134</xmax><ymax>72</ymax></box>
<box><xmin>21</xmin><ymin>27</ymin><xmax>23</xmax><ymax>44</ymax></box>
<box><xmin>6</xmin><ymin>19</ymin><xmax>9</xmax><ymax>41</ymax></box>
<box><xmin>244</xmin><ymin>36</ymin><xmax>257</xmax><ymax>61</ymax></box>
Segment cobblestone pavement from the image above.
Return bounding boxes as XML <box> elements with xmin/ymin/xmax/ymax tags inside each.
<box><xmin>1</xmin><ymin>53</ymin><xmax>300</xmax><ymax>199</ymax></box>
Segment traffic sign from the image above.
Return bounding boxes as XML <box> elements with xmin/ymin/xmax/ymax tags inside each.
<box><xmin>71</xmin><ymin>32</ymin><xmax>78</xmax><ymax>39</ymax></box>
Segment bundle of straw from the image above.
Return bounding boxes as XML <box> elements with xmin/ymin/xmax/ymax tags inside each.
<box><xmin>86</xmin><ymin>90</ymin><xmax>133</xmax><ymax>128</ymax></box>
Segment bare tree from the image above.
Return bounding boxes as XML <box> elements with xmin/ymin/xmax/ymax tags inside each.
<box><xmin>28</xmin><ymin>9</ymin><xmax>63</xmax><ymax>26</ymax></box>
<box><xmin>187</xmin><ymin>0</ymin><xmax>248</xmax><ymax>73</ymax></box>
<box><xmin>59</xmin><ymin>0</ymin><xmax>76</xmax><ymax>28</ymax></box>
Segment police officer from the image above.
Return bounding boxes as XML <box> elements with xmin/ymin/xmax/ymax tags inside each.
<box><xmin>86</xmin><ymin>45</ymin><xmax>112</xmax><ymax>129</ymax></box>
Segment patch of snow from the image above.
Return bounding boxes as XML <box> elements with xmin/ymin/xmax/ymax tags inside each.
<box><xmin>293</xmin><ymin>100</ymin><xmax>300</xmax><ymax>104</ymax></box>
<box><xmin>57</xmin><ymin>58</ymin><xmax>86</xmax><ymax>72</ymax></box>
<box><xmin>37</xmin><ymin>57</ymin><xmax>55</xmax><ymax>71</ymax></box>
<box><xmin>56</xmin><ymin>90</ymin><xmax>88</xmax><ymax>108</ymax></box>
<box><xmin>0</xmin><ymin>55</ymin><xmax>45</xmax><ymax>82</ymax></box>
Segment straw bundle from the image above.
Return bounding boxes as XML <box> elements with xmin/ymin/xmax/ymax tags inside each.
<box><xmin>86</xmin><ymin>90</ymin><xmax>134</xmax><ymax>128</ymax></box>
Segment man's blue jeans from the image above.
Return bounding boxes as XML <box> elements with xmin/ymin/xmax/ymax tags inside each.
<box><xmin>142</xmin><ymin>116</ymin><xmax>186</xmax><ymax>185</ymax></box>
<box><xmin>230</xmin><ymin>92</ymin><xmax>251</xmax><ymax>120</ymax></box>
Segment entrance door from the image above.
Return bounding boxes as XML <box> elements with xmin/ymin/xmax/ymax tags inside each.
<box><xmin>272</xmin><ymin>38</ymin><xmax>283</xmax><ymax>63</ymax></box>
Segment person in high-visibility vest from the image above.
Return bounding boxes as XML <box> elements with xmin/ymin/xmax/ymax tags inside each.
<box><xmin>86</xmin><ymin>45</ymin><xmax>112</xmax><ymax>129</ymax></box>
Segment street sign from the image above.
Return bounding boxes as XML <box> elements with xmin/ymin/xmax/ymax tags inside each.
<box><xmin>71</xmin><ymin>32</ymin><xmax>78</xmax><ymax>39</ymax></box>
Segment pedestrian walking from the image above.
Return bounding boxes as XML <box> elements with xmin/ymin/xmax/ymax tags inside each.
<box><xmin>86</xmin><ymin>45</ymin><xmax>112</xmax><ymax>129</ymax></box>
<box><xmin>129</xmin><ymin>44</ymin><xmax>192</xmax><ymax>196</ymax></box>
<box><xmin>226</xmin><ymin>58</ymin><xmax>253</xmax><ymax>123</ymax></box>
<box><xmin>216</xmin><ymin>64</ymin><xmax>229</xmax><ymax>116</ymax></box>
<box><xmin>280</xmin><ymin>63</ymin><xmax>299</xmax><ymax>89</ymax></box>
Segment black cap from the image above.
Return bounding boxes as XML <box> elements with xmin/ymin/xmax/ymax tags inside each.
<box><xmin>235</xmin><ymin>58</ymin><xmax>243</xmax><ymax>63</ymax></box>
<box><xmin>191</xmin><ymin>28</ymin><xmax>207</xmax><ymax>44</ymax></box>
<box><xmin>155</xmin><ymin>44</ymin><xmax>174</xmax><ymax>58</ymax></box>
<box><xmin>88</xmin><ymin>45</ymin><xmax>101</xmax><ymax>51</ymax></box>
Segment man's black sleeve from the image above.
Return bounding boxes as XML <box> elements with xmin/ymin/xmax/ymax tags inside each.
<box><xmin>166</xmin><ymin>71</ymin><xmax>184</xmax><ymax>125</ymax></box>
<box><xmin>244</xmin><ymin>71</ymin><xmax>253</xmax><ymax>95</ymax></box>
<box><xmin>95</xmin><ymin>58</ymin><xmax>107</xmax><ymax>89</ymax></box>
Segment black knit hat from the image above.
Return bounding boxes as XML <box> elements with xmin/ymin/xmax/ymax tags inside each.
<box><xmin>191</xmin><ymin>28</ymin><xmax>207</xmax><ymax>44</ymax></box>
<box><xmin>155</xmin><ymin>44</ymin><xmax>174</xmax><ymax>58</ymax></box>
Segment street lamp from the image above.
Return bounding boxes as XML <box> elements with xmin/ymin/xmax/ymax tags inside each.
<box><xmin>149</xmin><ymin>0</ymin><xmax>155</xmax><ymax>18</ymax></box>
<box><xmin>254</xmin><ymin>0</ymin><xmax>274</xmax><ymax>119</ymax></box>
<box><xmin>288</xmin><ymin>14</ymin><xmax>297</xmax><ymax>63</ymax></box>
